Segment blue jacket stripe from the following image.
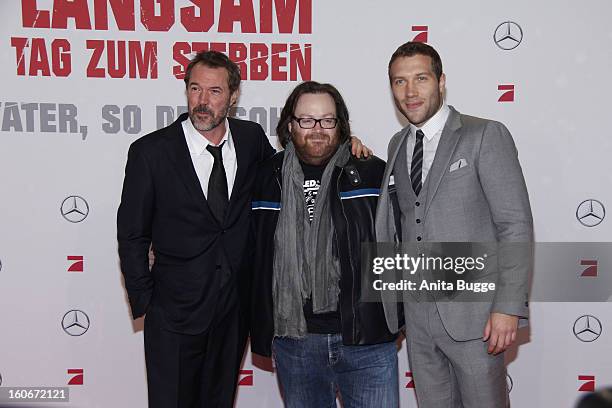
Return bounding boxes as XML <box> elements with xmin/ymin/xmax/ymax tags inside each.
<box><xmin>340</xmin><ymin>188</ymin><xmax>380</xmax><ymax>200</ymax></box>
<box><xmin>251</xmin><ymin>200</ymin><xmax>281</xmax><ymax>210</ymax></box>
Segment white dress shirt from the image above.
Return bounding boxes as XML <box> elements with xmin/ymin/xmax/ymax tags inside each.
<box><xmin>182</xmin><ymin>117</ymin><xmax>237</xmax><ymax>198</ymax></box>
<box><xmin>406</xmin><ymin>103</ymin><xmax>451</xmax><ymax>184</ymax></box>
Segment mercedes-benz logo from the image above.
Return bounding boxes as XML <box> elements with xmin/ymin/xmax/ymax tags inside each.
<box><xmin>576</xmin><ymin>199</ymin><xmax>605</xmax><ymax>227</ymax></box>
<box><xmin>573</xmin><ymin>315</ymin><xmax>602</xmax><ymax>342</ymax></box>
<box><xmin>61</xmin><ymin>196</ymin><xmax>89</xmax><ymax>223</ymax></box>
<box><xmin>62</xmin><ymin>310</ymin><xmax>90</xmax><ymax>336</ymax></box>
<box><xmin>494</xmin><ymin>21</ymin><xmax>523</xmax><ymax>50</ymax></box>
<box><xmin>506</xmin><ymin>373</ymin><xmax>513</xmax><ymax>393</ymax></box>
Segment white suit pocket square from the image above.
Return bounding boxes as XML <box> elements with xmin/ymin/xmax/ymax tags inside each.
<box><xmin>449</xmin><ymin>158</ymin><xmax>468</xmax><ymax>172</ymax></box>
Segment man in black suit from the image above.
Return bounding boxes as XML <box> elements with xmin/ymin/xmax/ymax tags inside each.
<box><xmin>117</xmin><ymin>51</ymin><xmax>275</xmax><ymax>407</ymax></box>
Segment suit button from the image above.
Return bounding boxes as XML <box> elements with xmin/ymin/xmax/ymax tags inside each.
<box><xmin>416</xmin><ymin>236</ymin><xmax>422</xmax><ymax>241</ymax></box>
<box><xmin>416</xmin><ymin>219</ymin><xmax>421</xmax><ymax>224</ymax></box>
<box><xmin>415</xmin><ymin>201</ymin><xmax>420</xmax><ymax>207</ymax></box>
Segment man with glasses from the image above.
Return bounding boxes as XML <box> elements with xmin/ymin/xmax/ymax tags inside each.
<box><xmin>249</xmin><ymin>81</ymin><xmax>399</xmax><ymax>407</ymax></box>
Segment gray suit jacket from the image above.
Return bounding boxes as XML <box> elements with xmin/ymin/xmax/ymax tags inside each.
<box><xmin>376</xmin><ymin>106</ymin><xmax>533</xmax><ymax>341</ymax></box>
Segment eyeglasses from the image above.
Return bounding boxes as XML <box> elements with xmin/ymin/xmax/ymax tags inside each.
<box><xmin>292</xmin><ymin>116</ymin><xmax>338</xmax><ymax>129</ymax></box>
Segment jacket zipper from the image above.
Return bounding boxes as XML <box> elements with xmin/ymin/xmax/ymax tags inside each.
<box><xmin>274</xmin><ymin>166</ymin><xmax>282</xmax><ymax>193</ymax></box>
<box><xmin>337</xmin><ymin>169</ymin><xmax>357</xmax><ymax>342</ymax></box>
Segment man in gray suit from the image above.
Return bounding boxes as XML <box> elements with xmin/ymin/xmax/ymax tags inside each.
<box><xmin>376</xmin><ymin>42</ymin><xmax>532</xmax><ymax>407</ymax></box>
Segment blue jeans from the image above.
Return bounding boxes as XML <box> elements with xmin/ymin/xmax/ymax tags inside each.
<box><xmin>273</xmin><ymin>334</ymin><xmax>399</xmax><ymax>408</ymax></box>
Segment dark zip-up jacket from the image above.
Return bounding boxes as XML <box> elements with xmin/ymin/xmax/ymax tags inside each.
<box><xmin>249</xmin><ymin>151</ymin><xmax>398</xmax><ymax>357</ymax></box>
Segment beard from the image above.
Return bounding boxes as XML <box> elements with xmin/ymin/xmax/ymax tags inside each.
<box><xmin>291</xmin><ymin>129</ymin><xmax>339</xmax><ymax>166</ymax></box>
<box><xmin>189</xmin><ymin>102</ymin><xmax>231</xmax><ymax>132</ymax></box>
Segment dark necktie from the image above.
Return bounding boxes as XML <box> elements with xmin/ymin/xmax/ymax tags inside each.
<box><xmin>206</xmin><ymin>141</ymin><xmax>228</xmax><ymax>223</ymax></box>
<box><xmin>410</xmin><ymin>129</ymin><xmax>424</xmax><ymax>196</ymax></box>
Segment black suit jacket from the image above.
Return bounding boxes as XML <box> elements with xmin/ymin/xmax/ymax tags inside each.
<box><xmin>117</xmin><ymin>113</ymin><xmax>275</xmax><ymax>334</ymax></box>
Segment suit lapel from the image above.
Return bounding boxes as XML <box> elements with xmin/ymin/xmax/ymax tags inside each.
<box><xmin>228</xmin><ymin>118</ymin><xmax>249</xmax><ymax>205</ymax></box>
<box><xmin>385</xmin><ymin>126</ymin><xmax>411</xmax><ymax>181</ymax></box>
<box><xmin>375</xmin><ymin>126</ymin><xmax>409</xmax><ymax>244</ymax></box>
<box><xmin>424</xmin><ymin>107</ymin><xmax>463</xmax><ymax>218</ymax></box>
<box><xmin>165</xmin><ymin>114</ymin><xmax>211</xmax><ymax>215</ymax></box>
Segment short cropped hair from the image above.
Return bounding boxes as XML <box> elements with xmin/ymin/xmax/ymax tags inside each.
<box><xmin>388</xmin><ymin>42</ymin><xmax>443</xmax><ymax>81</ymax></box>
<box><xmin>183</xmin><ymin>50</ymin><xmax>241</xmax><ymax>93</ymax></box>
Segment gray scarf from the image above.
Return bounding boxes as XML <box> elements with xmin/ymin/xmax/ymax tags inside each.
<box><xmin>272</xmin><ymin>140</ymin><xmax>351</xmax><ymax>338</ymax></box>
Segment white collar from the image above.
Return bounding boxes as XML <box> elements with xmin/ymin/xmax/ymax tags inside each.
<box><xmin>410</xmin><ymin>103</ymin><xmax>450</xmax><ymax>141</ymax></box>
<box><xmin>184</xmin><ymin>117</ymin><xmax>232</xmax><ymax>155</ymax></box>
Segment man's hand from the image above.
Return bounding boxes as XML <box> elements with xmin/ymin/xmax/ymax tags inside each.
<box><xmin>349</xmin><ymin>135</ymin><xmax>372</xmax><ymax>158</ymax></box>
<box><xmin>483</xmin><ymin>312</ymin><xmax>519</xmax><ymax>355</ymax></box>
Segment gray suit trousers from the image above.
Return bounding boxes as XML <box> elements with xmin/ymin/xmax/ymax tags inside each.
<box><xmin>405</xmin><ymin>301</ymin><xmax>508</xmax><ymax>408</ymax></box>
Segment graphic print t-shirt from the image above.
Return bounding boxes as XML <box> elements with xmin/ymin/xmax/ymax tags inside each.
<box><xmin>301</xmin><ymin>161</ymin><xmax>323</xmax><ymax>223</ymax></box>
<box><xmin>300</xmin><ymin>161</ymin><xmax>341</xmax><ymax>334</ymax></box>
